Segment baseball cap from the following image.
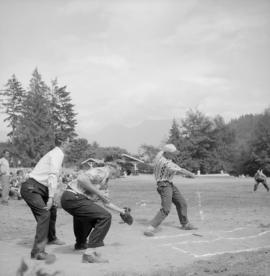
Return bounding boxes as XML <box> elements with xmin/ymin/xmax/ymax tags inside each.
<box><xmin>163</xmin><ymin>144</ymin><xmax>179</xmax><ymax>154</ymax></box>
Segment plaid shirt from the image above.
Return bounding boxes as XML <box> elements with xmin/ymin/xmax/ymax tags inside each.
<box><xmin>153</xmin><ymin>151</ymin><xmax>181</xmax><ymax>183</ymax></box>
<box><xmin>68</xmin><ymin>167</ymin><xmax>110</xmax><ymax>200</ymax></box>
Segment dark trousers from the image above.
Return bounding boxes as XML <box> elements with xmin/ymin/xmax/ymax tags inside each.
<box><xmin>150</xmin><ymin>181</ymin><xmax>188</xmax><ymax>228</ymax></box>
<box><xmin>61</xmin><ymin>190</ymin><xmax>111</xmax><ymax>248</ymax></box>
<box><xmin>254</xmin><ymin>180</ymin><xmax>269</xmax><ymax>192</ymax></box>
<box><xmin>20</xmin><ymin>178</ymin><xmax>57</xmax><ymax>254</ymax></box>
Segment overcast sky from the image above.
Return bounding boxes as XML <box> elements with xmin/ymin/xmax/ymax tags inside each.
<box><xmin>0</xmin><ymin>0</ymin><xmax>270</xmax><ymax>142</ymax></box>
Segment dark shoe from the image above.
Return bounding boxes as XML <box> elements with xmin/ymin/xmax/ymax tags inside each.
<box><xmin>181</xmin><ymin>223</ymin><xmax>197</xmax><ymax>230</ymax></box>
<box><xmin>47</xmin><ymin>238</ymin><xmax>65</xmax><ymax>245</ymax></box>
<box><xmin>74</xmin><ymin>243</ymin><xmax>88</xmax><ymax>250</ymax></box>
<box><xmin>82</xmin><ymin>252</ymin><xmax>109</xmax><ymax>263</ymax></box>
<box><xmin>144</xmin><ymin>230</ymin><xmax>155</xmax><ymax>237</ymax></box>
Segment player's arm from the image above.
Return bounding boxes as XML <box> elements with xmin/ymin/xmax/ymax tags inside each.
<box><xmin>103</xmin><ymin>202</ymin><xmax>125</xmax><ymax>214</ymax></box>
<box><xmin>47</xmin><ymin>152</ymin><xmax>63</xmax><ymax>198</ymax></box>
<box><xmin>168</xmin><ymin>161</ymin><xmax>195</xmax><ymax>178</ymax></box>
<box><xmin>77</xmin><ymin>174</ymin><xmax>110</xmax><ymax>204</ymax></box>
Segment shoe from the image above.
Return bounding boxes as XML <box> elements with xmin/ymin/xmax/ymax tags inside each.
<box><xmin>47</xmin><ymin>238</ymin><xmax>65</xmax><ymax>245</ymax></box>
<box><xmin>31</xmin><ymin>251</ymin><xmax>55</xmax><ymax>261</ymax></box>
<box><xmin>82</xmin><ymin>252</ymin><xmax>109</xmax><ymax>263</ymax></box>
<box><xmin>181</xmin><ymin>223</ymin><xmax>197</xmax><ymax>230</ymax></box>
<box><xmin>74</xmin><ymin>243</ymin><xmax>88</xmax><ymax>250</ymax></box>
<box><xmin>143</xmin><ymin>226</ymin><xmax>156</xmax><ymax>237</ymax></box>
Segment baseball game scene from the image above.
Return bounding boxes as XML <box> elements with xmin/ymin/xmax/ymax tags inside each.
<box><xmin>0</xmin><ymin>1</ymin><xmax>270</xmax><ymax>276</ymax></box>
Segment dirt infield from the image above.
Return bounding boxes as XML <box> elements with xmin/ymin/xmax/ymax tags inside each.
<box><xmin>0</xmin><ymin>175</ymin><xmax>270</xmax><ymax>276</ymax></box>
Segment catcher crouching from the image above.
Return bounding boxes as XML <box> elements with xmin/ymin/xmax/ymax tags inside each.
<box><xmin>60</xmin><ymin>162</ymin><xmax>133</xmax><ymax>263</ymax></box>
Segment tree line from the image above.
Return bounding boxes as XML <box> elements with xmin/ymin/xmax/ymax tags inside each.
<box><xmin>0</xmin><ymin>69</ymin><xmax>129</xmax><ymax>167</ymax></box>
<box><xmin>139</xmin><ymin>109</ymin><xmax>270</xmax><ymax>176</ymax></box>
<box><xmin>1</xmin><ymin>69</ymin><xmax>269</xmax><ymax>176</ymax></box>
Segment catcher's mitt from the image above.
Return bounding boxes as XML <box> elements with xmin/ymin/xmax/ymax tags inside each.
<box><xmin>120</xmin><ymin>207</ymin><xmax>133</xmax><ymax>225</ymax></box>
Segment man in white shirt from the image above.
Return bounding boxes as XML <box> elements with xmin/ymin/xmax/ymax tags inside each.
<box><xmin>0</xmin><ymin>149</ymin><xmax>10</xmax><ymax>205</ymax></box>
<box><xmin>20</xmin><ymin>135</ymin><xmax>70</xmax><ymax>260</ymax></box>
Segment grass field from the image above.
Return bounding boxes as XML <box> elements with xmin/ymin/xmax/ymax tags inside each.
<box><xmin>1</xmin><ymin>174</ymin><xmax>270</xmax><ymax>275</ymax></box>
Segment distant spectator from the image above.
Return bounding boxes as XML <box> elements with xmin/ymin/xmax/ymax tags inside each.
<box><xmin>254</xmin><ymin>169</ymin><xmax>269</xmax><ymax>192</ymax></box>
<box><xmin>9</xmin><ymin>170</ymin><xmax>25</xmax><ymax>199</ymax></box>
<box><xmin>0</xmin><ymin>149</ymin><xmax>10</xmax><ymax>205</ymax></box>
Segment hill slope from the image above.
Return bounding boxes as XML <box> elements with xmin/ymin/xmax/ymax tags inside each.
<box><xmin>88</xmin><ymin>119</ymin><xmax>172</xmax><ymax>153</ymax></box>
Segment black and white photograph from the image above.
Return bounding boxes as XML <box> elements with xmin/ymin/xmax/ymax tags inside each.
<box><xmin>0</xmin><ymin>0</ymin><xmax>270</xmax><ymax>275</ymax></box>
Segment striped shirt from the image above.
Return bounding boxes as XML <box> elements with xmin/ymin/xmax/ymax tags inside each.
<box><xmin>153</xmin><ymin>151</ymin><xmax>182</xmax><ymax>183</ymax></box>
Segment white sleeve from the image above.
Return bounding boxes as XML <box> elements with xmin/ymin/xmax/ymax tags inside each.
<box><xmin>48</xmin><ymin>150</ymin><xmax>64</xmax><ymax>197</ymax></box>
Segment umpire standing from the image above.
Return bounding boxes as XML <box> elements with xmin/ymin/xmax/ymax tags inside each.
<box><xmin>21</xmin><ymin>135</ymin><xmax>69</xmax><ymax>260</ymax></box>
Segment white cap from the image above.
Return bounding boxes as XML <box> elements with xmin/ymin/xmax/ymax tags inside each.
<box><xmin>163</xmin><ymin>144</ymin><xmax>179</xmax><ymax>154</ymax></box>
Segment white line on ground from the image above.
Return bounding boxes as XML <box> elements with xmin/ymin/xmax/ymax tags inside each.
<box><xmin>192</xmin><ymin>246</ymin><xmax>270</xmax><ymax>258</ymax></box>
<box><xmin>215</xmin><ymin>227</ymin><xmax>245</xmax><ymax>233</ymax></box>
<box><xmin>197</xmin><ymin>191</ymin><xmax>204</xmax><ymax>221</ymax></box>
<box><xmin>171</xmin><ymin>245</ymin><xmax>270</xmax><ymax>258</ymax></box>
<box><xmin>160</xmin><ymin>230</ymin><xmax>270</xmax><ymax>247</ymax></box>
<box><xmin>142</xmin><ymin>233</ymin><xmax>191</xmax><ymax>240</ymax></box>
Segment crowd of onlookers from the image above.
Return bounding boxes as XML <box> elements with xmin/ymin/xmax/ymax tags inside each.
<box><xmin>0</xmin><ymin>168</ymin><xmax>78</xmax><ymax>201</ymax></box>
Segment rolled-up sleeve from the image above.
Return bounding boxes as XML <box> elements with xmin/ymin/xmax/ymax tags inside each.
<box><xmin>47</xmin><ymin>150</ymin><xmax>64</xmax><ymax>197</ymax></box>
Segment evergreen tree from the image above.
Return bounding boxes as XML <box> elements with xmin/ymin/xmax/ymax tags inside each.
<box><xmin>13</xmin><ymin>69</ymin><xmax>54</xmax><ymax>165</ymax></box>
<box><xmin>248</xmin><ymin>108</ymin><xmax>270</xmax><ymax>175</ymax></box>
<box><xmin>180</xmin><ymin>109</ymin><xmax>215</xmax><ymax>173</ymax></box>
<box><xmin>168</xmin><ymin>119</ymin><xmax>181</xmax><ymax>148</ymax></box>
<box><xmin>65</xmin><ymin>138</ymin><xmax>90</xmax><ymax>165</ymax></box>
<box><xmin>50</xmin><ymin>79</ymin><xmax>77</xmax><ymax>140</ymax></box>
<box><xmin>210</xmin><ymin>115</ymin><xmax>236</xmax><ymax>173</ymax></box>
<box><xmin>0</xmin><ymin>75</ymin><xmax>26</xmax><ymax>140</ymax></box>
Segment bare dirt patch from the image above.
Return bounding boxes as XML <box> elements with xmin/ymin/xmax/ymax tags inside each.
<box><xmin>0</xmin><ymin>175</ymin><xmax>270</xmax><ymax>276</ymax></box>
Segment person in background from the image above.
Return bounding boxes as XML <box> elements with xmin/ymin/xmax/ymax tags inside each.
<box><xmin>20</xmin><ymin>135</ymin><xmax>70</xmax><ymax>260</ymax></box>
<box><xmin>9</xmin><ymin>169</ymin><xmax>25</xmax><ymax>199</ymax></box>
<box><xmin>254</xmin><ymin>169</ymin><xmax>269</xmax><ymax>192</ymax></box>
<box><xmin>144</xmin><ymin>144</ymin><xmax>196</xmax><ymax>237</ymax></box>
<box><xmin>0</xmin><ymin>149</ymin><xmax>10</xmax><ymax>205</ymax></box>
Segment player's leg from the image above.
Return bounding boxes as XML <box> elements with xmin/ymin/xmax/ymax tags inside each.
<box><xmin>74</xmin><ymin>217</ymin><xmax>92</xmax><ymax>249</ymax></box>
<box><xmin>61</xmin><ymin>191</ymin><xmax>94</xmax><ymax>249</ymax></box>
<box><xmin>47</xmin><ymin>205</ymin><xmax>65</xmax><ymax>245</ymax></box>
<box><xmin>262</xmin><ymin>180</ymin><xmax>270</xmax><ymax>192</ymax></box>
<box><xmin>20</xmin><ymin>179</ymin><xmax>51</xmax><ymax>259</ymax></box>
<box><xmin>144</xmin><ymin>184</ymin><xmax>173</xmax><ymax>236</ymax></box>
<box><xmin>172</xmin><ymin>184</ymin><xmax>188</xmax><ymax>225</ymax></box>
<box><xmin>172</xmin><ymin>185</ymin><xmax>196</xmax><ymax>230</ymax></box>
<box><xmin>151</xmin><ymin>184</ymin><xmax>173</xmax><ymax>227</ymax></box>
<box><xmin>254</xmin><ymin>181</ymin><xmax>259</xmax><ymax>191</ymax></box>
<box><xmin>0</xmin><ymin>175</ymin><xmax>10</xmax><ymax>204</ymax></box>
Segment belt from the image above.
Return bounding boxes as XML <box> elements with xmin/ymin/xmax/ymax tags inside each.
<box><xmin>157</xmin><ymin>180</ymin><xmax>172</xmax><ymax>185</ymax></box>
<box><xmin>66</xmin><ymin>187</ymin><xmax>78</xmax><ymax>195</ymax></box>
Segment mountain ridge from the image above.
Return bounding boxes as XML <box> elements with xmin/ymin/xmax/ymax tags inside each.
<box><xmin>86</xmin><ymin>119</ymin><xmax>172</xmax><ymax>154</ymax></box>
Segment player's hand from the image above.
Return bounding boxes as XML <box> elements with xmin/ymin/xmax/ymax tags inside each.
<box><xmin>100</xmin><ymin>195</ymin><xmax>110</xmax><ymax>204</ymax></box>
<box><xmin>187</xmin><ymin>173</ymin><xmax>196</xmax><ymax>178</ymax></box>
<box><xmin>44</xmin><ymin>197</ymin><xmax>53</xmax><ymax>210</ymax></box>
